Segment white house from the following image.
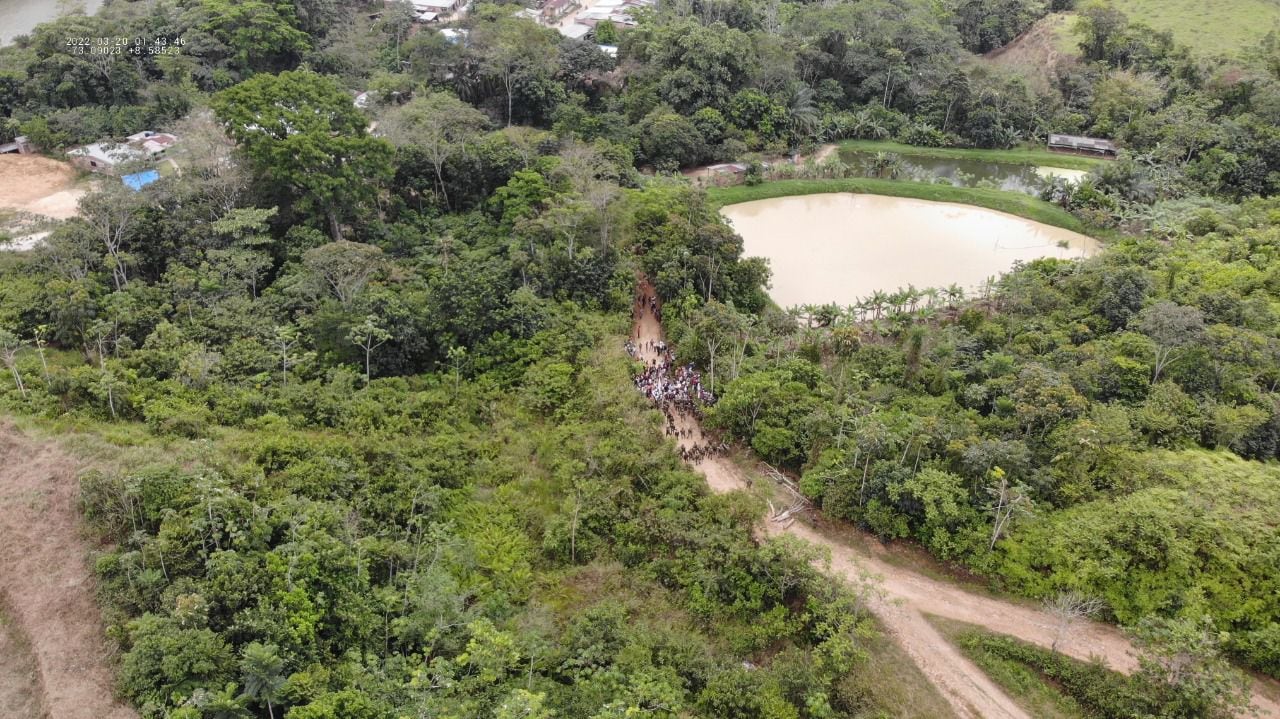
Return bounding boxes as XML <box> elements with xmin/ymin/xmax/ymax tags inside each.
<box><xmin>558</xmin><ymin>23</ymin><xmax>591</xmax><ymax>40</ymax></box>
<box><xmin>439</xmin><ymin>28</ymin><xmax>469</xmax><ymax>44</ymax></box>
<box><xmin>67</xmin><ymin>131</ymin><xmax>178</xmax><ymax>175</ymax></box>
<box><xmin>412</xmin><ymin>0</ymin><xmax>462</xmax><ymax>12</ymax></box>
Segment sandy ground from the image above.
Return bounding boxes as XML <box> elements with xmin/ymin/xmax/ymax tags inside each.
<box><xmin>0</xmin><ymin>156</ymin><xmax>85</xmax><ymax>219</ymax></box>
<box><xmin>0</xmin><ymin>423</ymin><xmax>137</xmax><ymax>719</ymax></box>
<box><xmin>0</xmin><ymin>155</ymin><xmax>87</xmax><ymax>251</ymax></box>
<box><xmin>630</xmin><ymin>284</ymin><xmax>1280</xmax><ymax>719</ymax></box>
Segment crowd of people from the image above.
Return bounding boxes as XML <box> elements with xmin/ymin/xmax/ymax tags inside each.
<box><xmin>628</xmin><ymin>290</ymin><xmax>729</xmax><ymax>464</ymax></box>
<box><xmin>632</xmin><ymin>355</ymin><xmax>715</xmax><ymax>409</ymax></box>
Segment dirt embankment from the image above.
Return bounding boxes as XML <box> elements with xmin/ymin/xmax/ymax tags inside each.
<box><xmin>630</xmin><ymin>284</ymin><xmax>1280</xmax><ymax>719</ymax></box>
<box><xmin>983</xmin><ymin>13</ymin><xmax>1078</xmax><ymax>92</ymax></box>
<box><xmin>0</xmin><ymin>423</ymin><xmax>137</xmax><ymax>719</ymax></box>
<box><xmin>0</xmin><ymin>155</ymin><xmax>89</xmax><ymax>251</ymax></box>
<box><xmin>0</xmin><ymin>155</ymin><xmax>86</xmax><ymax>221</ymax></box>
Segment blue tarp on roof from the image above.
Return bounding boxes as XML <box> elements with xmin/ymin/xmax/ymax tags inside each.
<box><xmin>121</xmin><ymin>169</ymin><xmax>160</xmax><ymax>191</ymax></box>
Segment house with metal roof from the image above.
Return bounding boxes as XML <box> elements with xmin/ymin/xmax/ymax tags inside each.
<box><xmin>67</xmin><ymin>130</ymin><xmax>179</xmax><ymax>175</ymax></box>
<box><xmin>1047</xmin><ymin>134</ymin><xmax>1118</xmax><ymax>157</ymax></box>
<box><xmin>0</xmin><ymin>136</ymin><xmax>36</xmax><ymax>155</ymax></box>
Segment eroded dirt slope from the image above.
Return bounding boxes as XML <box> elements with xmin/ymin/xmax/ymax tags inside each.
<box><xmin>0</xmin><ymin>423</ymin><xmax>136</xmax><ymax>719</ymax></box>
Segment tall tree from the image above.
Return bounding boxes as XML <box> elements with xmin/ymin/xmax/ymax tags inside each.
<box><xmin>239</xmin><ymin>642</ymin><xmax>286</xmax><ymax>719</ymax></box>
<box><xmin>347</xmin><ymin>315</ymin><xmax>391</xmax><ymax>385</ymax></box>
<box><xmin>301</xmin><ymin>241</ymin><xmax>385</xmax><ymax>308</ymax></box>
<box><xmin>471</xmin><ymin>10</ymin><xmax>560</xmax><ymax>127</ymax></box>
<box><xmin>1135</xmin><ymin>300</ymin><xmax>1205</xmax><ymax>383</ymax></box>
<box><xmin>986</xmin><ymin>466</ymin><xmax>1032</xmax><ymax>549</ymax></box>
<box><xmin>212</xmin><ymin>70</ymin><xmax>394</xmax><ymax>240</ymax></box>
<box><xmin>382</xmin><ymin>91</ymin><xmax>489</xmax><ymax>210</ymax></box>
<box><xmin>0</xmin><ymin>330</ymin><xmax>27</xmax><ymax>399</ymax></box>
<box><xmin>186</xmin><ymin>0</ymin><xmax>311</xmax><ymax>77</ymax></box>
<box><xmin>79</xmin><ymin>183</ymin><xmax>145</xmax><ymax>291</ymax></box>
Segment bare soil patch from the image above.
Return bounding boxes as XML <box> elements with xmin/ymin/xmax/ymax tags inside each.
<box><xmin>0</xmin><ymin>422</ymin><xmax>136</xmax><ymax>719</ymax></box>
<box><xmin>0</xmin><ymin>156</ymin><xmax>84</xmax><ymax>217</ymax></box>
<box><xmin>984</xmin><ymin>13</ymin><xmax>1078</xmax><ymax>92</ymax></box>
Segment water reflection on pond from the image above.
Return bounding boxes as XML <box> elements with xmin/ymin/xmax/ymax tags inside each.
<box><xmin>0</xmin><ymin>0</ymin><xmax>104</xmax><ymax>45</ymax></box>
<box><xmin>839</xmin><ymin>148</ymin><xmax>1088</xmax><ymax>195</ymax></box>
<box><xmin>720</xmin><ymin>193</ymin><xmax>1100</xmax><ymax>310</ymax></box>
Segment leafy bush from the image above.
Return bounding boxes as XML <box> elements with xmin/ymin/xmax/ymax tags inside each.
<box><xmin>143</xmin><ymin>397</ymin><xmax>213</xmax><ymax>438</ymax></box>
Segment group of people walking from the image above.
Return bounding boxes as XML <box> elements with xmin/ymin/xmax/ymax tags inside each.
<box><xmin>628</xmin><ymin>288</ymin><xmax>729</xmax><ymax>464</ymax></box>
<box><xmin>635</xmin><ymin>291</ymin><xmax>662</xmax><ymax>322</ymax></box>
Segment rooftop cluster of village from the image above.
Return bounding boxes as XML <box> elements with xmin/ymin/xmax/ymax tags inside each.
<box><xmin>2</xmin><ymin>0</ymin><xmax>661</xmax><ymax>194</ymax></box>
<box><xmin>407</xmin><ymin>0</ymin><xmax>654</xmax><ymax>41</ymax></box>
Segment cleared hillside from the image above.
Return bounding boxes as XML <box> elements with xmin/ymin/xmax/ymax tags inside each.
<box><xmin>1113</xmin><ymin>0</ymin><xmax>1280</xmax><ymax>56</ymax></box>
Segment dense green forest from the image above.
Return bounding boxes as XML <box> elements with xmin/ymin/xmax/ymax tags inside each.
<box><xmin>2</xmin><ymin>0</ymin><xmax>1280</xmax><ymax>717</ymax></box>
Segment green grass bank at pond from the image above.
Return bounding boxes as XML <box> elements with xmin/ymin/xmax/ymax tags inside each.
<box><xmin>838</xmin><ymin>140</ymin><xmax>1109</xmax><ymax>172</ymax></box>
<box><xmin>707</xmin><ymin>178</ymin><xmax>1089</xmax><ymax>233</ymax></box>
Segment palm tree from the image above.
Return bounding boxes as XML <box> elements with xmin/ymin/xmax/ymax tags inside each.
<box><xmin>944</xmin><ymin>283</ymin><xmax>965</xmax><ymax>308</ymax></box>
<box><xmin>865</xmin><ymin>152</ymin><xmax>903</xmax><ymax>179</ymax></box>
<box><xmin>888</xmin><ymin>288</ymin><xmax>909</xmax><ymax>315</ymax></box>
<box><xmin>241</xmin><ymin>642</ymin><xmax>286</xmax><ymax>719</ymax></box>
<box><xmin>905</xmin><ymin>284</ymin><xmax>921</xmax><ymax>312</ymax></box>
<box><xmin>888</xmin><ymin>311</ymin><xmax>913</xmax><ymax>337</ymax></box>
<box><xmin>869</xmin><ymin>290</ymin><xmax>888</xmax><ymax>320</ymax></box>
<box><xmin>923</xmin><ymin>286</ymin><xmax>940</xmax><ymax>309</ymax></box>
<box><xmin>796</xmin><ymin>304</ymin><xmax>819</xmax><ymax>328</ymax></box>
<box><xmin>193</xmin><ymin>687</ymin><xmax>250</xmax><ymax>719</ymax></box>
<box><xmin>851</xmin><ymin>109</ymin><xmax>889</xmax><ymax>140</ymax></box>
<box><xmin>815</xmin><ymin>303</ymin><xmax>840</xmax><ymax>327</ymax></box>
<box><xmin>785</xmin><ymin>84</ymin><xmax>821</xmax><ymax>140</ymax></box>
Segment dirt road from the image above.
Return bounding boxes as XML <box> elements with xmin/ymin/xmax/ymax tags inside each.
<box><xmin>0</xmin><ymin>424</ymin><xmax>137</xmax><ymax>719</ymax></box>
<box><xmin>630</xmin><ymin>283</ymin><xmax>1280</xmax><ymax>719</ymax></box>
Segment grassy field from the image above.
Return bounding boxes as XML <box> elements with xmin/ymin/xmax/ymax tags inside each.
<box><xmin>1112</xmin><ymin>0</ymin><xmax>1280</xmax><ymax>57</ymax></box>
<box><xmin>929</xmin><ymin>616</ymin><xmax>1090</xmax><ymax>719</ymax></box>
<box><xmin>706</xmin><ymin>177</ymin><xmax>1089</xmax><ymax>233</ymax></box>
<box><xmin>837</xmin><ymin>140</ymin><xmax>1109</xmax><ymax>172</ymax></box>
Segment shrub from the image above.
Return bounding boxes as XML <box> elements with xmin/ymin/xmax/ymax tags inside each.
<box><xmin>143</xmin><ymin>396</ymin><xmax>212</xmax><ymax>438</ymax></box>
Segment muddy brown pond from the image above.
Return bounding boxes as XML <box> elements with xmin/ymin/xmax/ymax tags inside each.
<box><xmin>720</xmin><ymin>193</ymin><xmax>1100</xmax><ymax>309</ymax></box>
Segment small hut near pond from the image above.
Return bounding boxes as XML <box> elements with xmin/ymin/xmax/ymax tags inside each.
<box><xmin>1047</xmin><ymin>134</ymin><xmax>1118</xmax><ymax>157</ymax></box>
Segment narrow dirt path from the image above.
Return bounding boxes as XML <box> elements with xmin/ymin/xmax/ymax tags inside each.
<box><xmin>802</xmin><ymin>143</ymin><xmax>840</xmax><ymax>164</ymax></box>
<box><xmin>0</xmin><ymin>423</ymin><xmax>137</xmax><ymax>719</ymax></box>
<box><xmin>631</xmin><ymin>295</ymin><xmax>746</xmax><ymax>493</ymax></box>
<box><xmin>630</xmin><ymin>282</ymin><xmax>1280</xmax><ymax>719</ymax></box>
